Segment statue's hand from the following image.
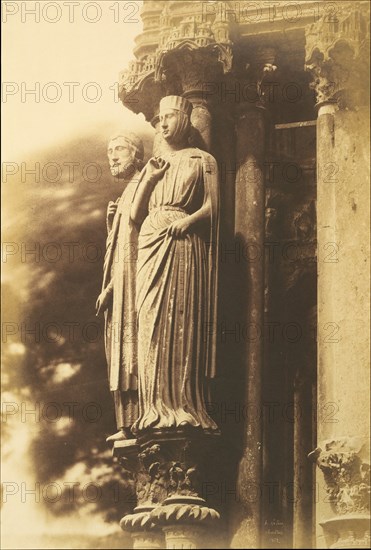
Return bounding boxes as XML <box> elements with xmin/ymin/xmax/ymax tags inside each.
<box><xmin>167</xmin><ymin>217</ymin><xmax>191</xmax><ymax>239</ymax></box>
<box><xmin>146</xmin><ymin>157</ymin><xmax>170</xmax><ymax>183</ymax></box>
<box><xmin>107</xmin><ymin>201</ymin><xmax>118</xmax><ymax>218</ymax></box>
<box><xmin>96</xmin><ymin>288</ymin><xmax>113</xmax><ymax>317</ymax></box>
<box><xmin>106</xmin><ymin>201</ymin><xmax>118</xmax><ymax>230</ymax></box>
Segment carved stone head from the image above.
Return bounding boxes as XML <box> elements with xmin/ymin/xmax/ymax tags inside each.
<box><xmin>159</xmin><ymin>96</ymin><xmax>193</xmax><ymax>145</ymax></box>
<box><xmin>107</xmin><ymin>132</ymin><xmax>144</xmax><ymax>178</ymax></box>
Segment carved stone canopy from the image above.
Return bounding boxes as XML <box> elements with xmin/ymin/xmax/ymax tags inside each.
<box><xmin>119</xmin><ymin>6</ymin><xmax>235</xmax><ymax>122</ymax></box>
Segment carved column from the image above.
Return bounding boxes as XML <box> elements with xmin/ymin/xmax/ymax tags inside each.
<box><xmin>305</xmin><ymin>3</ymin><xmax>370</xmax><ymax>548</ymax></box>
<box><xmin>184</xmin><ymin>91</ymin><xmax>213</xmax><ymax>153</ymax></box>
<box><xmin>230</xmin><ymin>50</ymin><xmax>277</xmax><ymax>547</ymax></box>
<box><xmin>233</xmin><ymin>105</ymin><xmax>266</xmax><ymax>550</ymax></box>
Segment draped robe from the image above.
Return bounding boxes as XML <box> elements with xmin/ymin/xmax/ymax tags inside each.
<box><xmin>133</xmin><ymin>148</ymin><xmax>219</xmax><ymax>432</ymax></box>
<box><xmin>101</xmin><ymin>173</ymin><xmax>140</xmax><ymax>428</ymax></box>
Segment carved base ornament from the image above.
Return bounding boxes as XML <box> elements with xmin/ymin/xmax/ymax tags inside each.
<box><xmin>115</xmin><ymin>430</ymin><xmax>222</xmax><ymax>549</ymax></box>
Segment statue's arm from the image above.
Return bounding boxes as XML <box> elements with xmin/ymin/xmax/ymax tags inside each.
<box><xmin>131</xmin><ymin>157</ymin><xmax>170</xmax><ymax>225</ymax></box>
<box><xmin>185</xmin><ymin>195</ymin><xmax>212</xmax><ymax>227</ymax></box>
<box><xmin>167</xmin><ymin>155</ymin><xmax>218</xmax><ymax>239</ymax></box>
<box><xmin>106</xmin><ymin>200</ymin><xmax>119</xmax><ymax>233</ymax></box>
<box><xmin>96</xmin><ymin>279</ymin><xmax>114</xmax><ymax>316</ymax></box>
<box><xmin>105</xmin><ymin>279</ymin><xmax>114</xmax><ymax>294</ymax></box>
<box><xmin>185</xmin><ymin>155</ymin><xmax>218</xmax><ymax>228</ymax></box>
<box><xmin>130</xmin><ymin>168</ymin><xmax>156</xmax><ymax>226</ymax></box>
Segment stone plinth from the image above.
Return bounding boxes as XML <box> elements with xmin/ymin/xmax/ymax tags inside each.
<box><xmin>114</xmin><ymin>430</ymin><xmax>223</xmax><ymax>550</ymax></box>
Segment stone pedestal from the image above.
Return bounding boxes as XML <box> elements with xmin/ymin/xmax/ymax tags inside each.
<box><xmin>319</xmin><ymin>516</ymin><xmax>370</xmax><ymax>549</ymax></box>
<box><xmin>115</xmin><ymin>430</ymin><xmax>222</xmax><ymax>550</ymax></box>
<box><xmin>131</xmin><ymin>531</ymin><xmax>165</xmax><ymax>550</ymax></box>
<box><xmin>163</xmin><ymin>525</ymin><xmax>208</xmax><ymax>549</ymax></box>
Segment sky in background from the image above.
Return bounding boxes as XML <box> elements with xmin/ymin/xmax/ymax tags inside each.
<box><xmin>2</xmin><ymin>4</ymin><xmax>149</xmax><ymax>547</ymax></box>
<box><xmin>2</xmin><ymin>0</ymin><xmax>147</xmax><ymax>160</ymax></box>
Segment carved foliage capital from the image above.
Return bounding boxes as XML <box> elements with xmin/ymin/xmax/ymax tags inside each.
<box><xmin>310</xmin><ymin>437</ymin><xmax>370</xmax><ymax>515</ymax></box>
<box><xmin>305</xmin><ymin>4</ymin><xmax>370</xmax><ymax>107</ymax></box>
<box><xmin>156</xmin><ymin>47</ymin><xmax>228</xmax><ymax>97</ymax></box>
<box><xmin>119</xmin><ymin>433</ymin><xmax>222</xmax><ymax>537</ymax></box>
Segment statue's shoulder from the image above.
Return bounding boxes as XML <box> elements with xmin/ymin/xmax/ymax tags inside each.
<box><xmin>190</xmin><ymin>148</ymin><xmax>217</xmax><ymax>165</ymax></box>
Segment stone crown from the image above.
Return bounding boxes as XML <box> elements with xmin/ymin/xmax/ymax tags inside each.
<box><xmin>160</xmin><ymin>95</ymin><xmax>193</xmax><ymax>117</ymax></box>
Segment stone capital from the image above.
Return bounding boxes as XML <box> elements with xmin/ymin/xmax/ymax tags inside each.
<box><xmin>230</xmin><ymin>46</ymin><xmax>278</xmax><ymax>115</ymax></box>
<box><xmin>305</xmin><ymin>3</ymin><xmax>370</xmax><ymax>109</ymax></box>
<box><xmin>309</xmin><ymin>437</ymin><xmax>370</xmax><ymax>516</ymax></box>
<box><xmin>309</xmin><ymin>437</ymin><xmax>370</xmax><ymax>548</ymax></box>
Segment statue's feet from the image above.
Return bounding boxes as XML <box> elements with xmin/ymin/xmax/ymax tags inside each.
<box><xmin>106</xmin><ymin>430</ymin><xmax>125</xmax><ymax>442</ymax></box>
<box><xmin>106</xmin><ymin>428</ymin><xmax>135</xmax><ymax>442</ymax></box>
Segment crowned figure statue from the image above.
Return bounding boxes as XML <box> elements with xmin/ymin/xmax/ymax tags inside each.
<box><xmin>130</xmin><ymin>95</ymin><xmax>220</xmax><ymax>433</ymax></box>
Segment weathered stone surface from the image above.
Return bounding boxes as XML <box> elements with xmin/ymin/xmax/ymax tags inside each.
<box><xmin>310</xmin><ymin>438</ymin><xmax>370</xmax><ymax>515</ymax></box>
<box><xmin>307</xmin><ymin>4</ymin><xmax>370</xmax><ymax>542</ymax></box>
<box><xmin>108</xmin><ymin>2</ymin><xmax>370</xmax><ymax>548</ymax></box>
<box><xmin>305</xmin><ymin>3</ymin><xmax>370</xmax><ymax>108</ymax></box>
<box><xmin>115</xmin><ymin>430</ymin><xmax>223</xmax><ymax>548</ymax></box>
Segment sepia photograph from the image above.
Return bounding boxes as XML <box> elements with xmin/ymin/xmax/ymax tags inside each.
<box><xmin>1</xmin><ymin>1</ymin><xmax>370</xmax><ymax>548</ymax></box>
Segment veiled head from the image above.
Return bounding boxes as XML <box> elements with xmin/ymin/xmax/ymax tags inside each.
<box><xmin>159</xmin><ymin>96</ymin><xmax>193</xmax><ymax>145</ymax></box>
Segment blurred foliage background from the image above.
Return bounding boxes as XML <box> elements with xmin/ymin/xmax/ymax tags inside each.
<box><xmin>2</xmin><ymin>127</ymin><xmax>153</xmax><ymax>548</ymax></box>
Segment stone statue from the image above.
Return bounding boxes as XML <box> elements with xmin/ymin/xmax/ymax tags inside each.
<box><xmin>96</xmin><ymin>132</ymin><xmax>144</xmax><ymax>442</ymax></box>
<box><xmin>130</xmin><ymin>95</ymin><xmax>220</xmax><ymax>433</ymax></box>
